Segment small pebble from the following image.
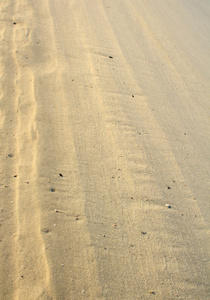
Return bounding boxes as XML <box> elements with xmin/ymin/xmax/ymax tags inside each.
<box><xmin>109</xmin><ymin>56</ymin><xmax>113</xmax><ymax>59</ymax></box>
<box><xmin>149</xmin><ymin>290</ymin><xmax>156</xmax><ymax>295</ymax></box>
<box><xmin>141</xmin><ymin>231</ymin><xmax>147</xmax><ymax>235</ymax></box>
<box><xmin>165</xmin><ymin>204</ymin><xmax>172</xmax><ymax>209</ymax></box>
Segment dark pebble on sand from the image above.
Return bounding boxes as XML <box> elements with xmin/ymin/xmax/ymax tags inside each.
<box><xmin>149</xmin><ymin>291</ymin><xmax>156</xmax><ymax>295</ymax></box>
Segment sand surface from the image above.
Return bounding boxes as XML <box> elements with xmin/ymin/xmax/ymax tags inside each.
<box><xmin>0</xmin><ymin>0</ymin><xmax>209</xmax><ymax>299</ymax></box>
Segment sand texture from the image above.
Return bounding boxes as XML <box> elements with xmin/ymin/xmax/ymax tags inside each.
<box><xmin>0</xmin><ymin>0</ymin><xmax>209</xmax><ymax>299</ymax></box>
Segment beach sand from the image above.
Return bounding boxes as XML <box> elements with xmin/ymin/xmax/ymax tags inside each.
<box><xmin>0</xmin><ymin>0</ymin><xmax>209</xmax><ymax>299</ymax></box>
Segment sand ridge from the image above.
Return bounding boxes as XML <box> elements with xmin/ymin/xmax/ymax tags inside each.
<box><xmin>1</xmin><ymin>0</ymin><xmax>52</xmax><ymax>298</ymax></box>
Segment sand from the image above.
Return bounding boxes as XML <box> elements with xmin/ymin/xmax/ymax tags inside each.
<box><xmin>0</xmin><ymin>0</ymin><xmax>209</xmax><ymax>299</ymax></box>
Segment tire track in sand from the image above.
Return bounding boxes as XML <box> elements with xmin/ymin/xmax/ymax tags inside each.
<box><xmin>29</xmin><ymin>0</ymin><xmax>104</xmax><ymax>298</ymax></box>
